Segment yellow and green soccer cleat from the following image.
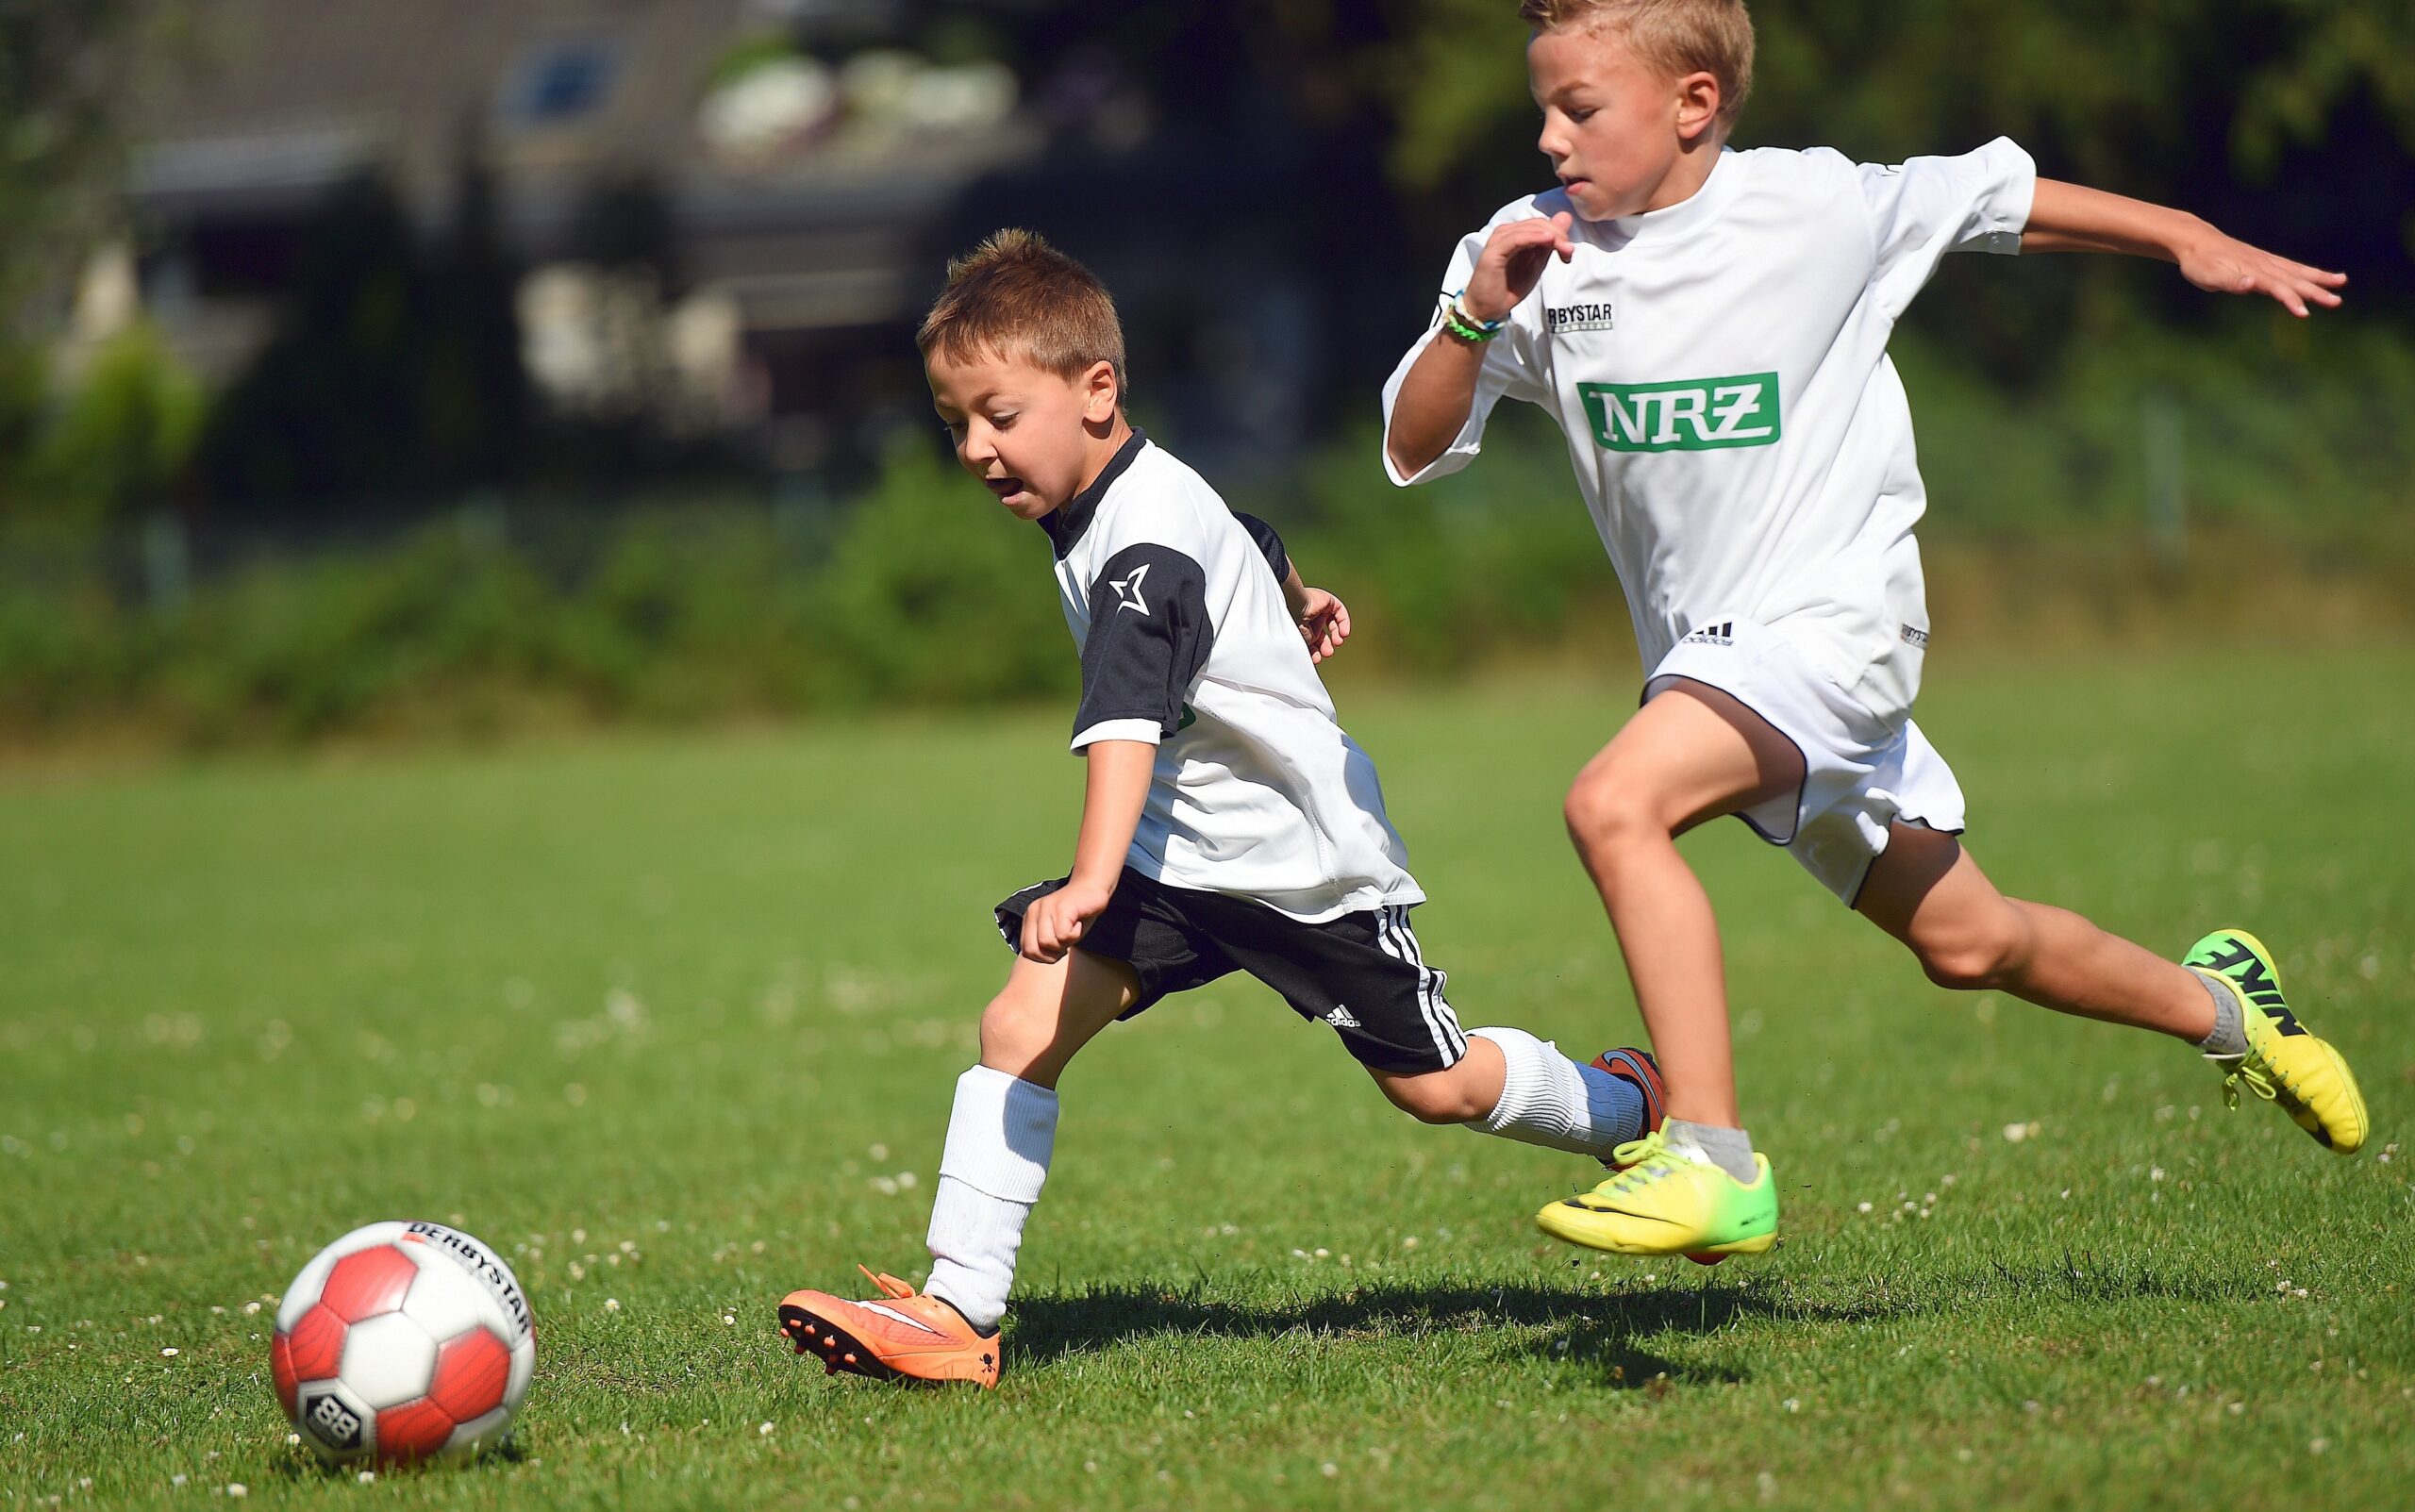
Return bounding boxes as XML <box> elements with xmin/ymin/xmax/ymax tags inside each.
<box><xmin>1536</xmin><ymin>1130</ymin><xmax>1778</xmax><ymax>1256</ymax></box>
<box><xmin>2185</xmin><ymin>928</ymin><xmax>2369</xmax><ymax>1155</ymax></box>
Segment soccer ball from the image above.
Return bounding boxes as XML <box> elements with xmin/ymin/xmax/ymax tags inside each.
<box><xmin>270</xmin><ymin>1221</ymin><xmax>536</xmax><ymax>1464</ymax></box>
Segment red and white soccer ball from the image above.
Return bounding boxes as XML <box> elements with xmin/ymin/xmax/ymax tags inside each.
<box><xmin>270</xmin><ymin>1221</ymin><xmax>536</xmax><ymax>1465</ymax></box>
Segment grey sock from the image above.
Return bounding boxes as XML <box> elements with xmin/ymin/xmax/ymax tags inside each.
<box><xmin>1663</xmin><ymin>1117</ymin><xmax>1758</xmax><ymax>1184</ymax></box>
<box><xmin>2190</xmin><ymin>968</ymin><xmax>2247</xmax><ymax>1060</ymax></box>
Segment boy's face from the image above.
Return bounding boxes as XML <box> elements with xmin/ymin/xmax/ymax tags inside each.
<box><xmin>926</xmin><ymin>347</ymin><xmax>1118</xmax><ymax>522</ymax></box>
<box><xmin>1529</xmin><ymin>25</ymin><xmax>1716</xmax><ymax>221</ymax></box>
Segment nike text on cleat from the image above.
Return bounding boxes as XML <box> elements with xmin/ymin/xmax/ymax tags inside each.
<box><xmin>1536</xmin><ymin>1129</ymin><xmax>1778</xmax><ymax>1257</ymax></box>
<box><xmin>775</xmin><ymin>1266</ymin><xmax>1002</xmax><ymax>1387</ymax></box>
<box><xmin>2184</xmin><ymin>928</ymin><xmax>2368</xmax><ymax>1155</ymax></box>
<box><xmin>1589</xmin><ymin>1046</ymin><xmax>1724</xmax><ymax>1267</ymax></box>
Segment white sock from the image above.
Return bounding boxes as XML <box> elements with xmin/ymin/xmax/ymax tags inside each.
<box><xmin>1662</xmin><ymin>1116</ymin><xmax>1757</xmax><ymax>1183</ymax></box>
<box><xmin>921</xmin><ymin>1065</ymin><xmax>1058</xmax><ymax>1333</ymax></box>
<box><xmin>1464</xmin><ymin>1026</ymin><xmax>1646</xmax><ymax>1157</ymax></box>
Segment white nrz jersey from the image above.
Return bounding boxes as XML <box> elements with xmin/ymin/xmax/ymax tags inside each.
<box><xmin>1043</xmin><ymin>431</ymin><xmax>1422</xmax><ymax>922</ymax></box>
<box><xmin>1383</xmin><ymin>139</ymin><xmax>2037</xmax><ymax>723</ymax></box>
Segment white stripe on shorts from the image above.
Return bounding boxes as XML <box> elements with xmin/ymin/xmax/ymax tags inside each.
<box><xmin>1379</xmin><ymin>905</ymin><xmax>1465</xmax><ymax>1060</ymax></box>
<box><xmin>1395</xmin><ymin>906</ymin><xmax>1467</xmax><ymax>1057</ymax></box>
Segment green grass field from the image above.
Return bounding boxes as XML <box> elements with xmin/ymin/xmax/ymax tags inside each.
<box><xmin>4</xmin><ymin>647</ymin><xmax>2410</xmax><ymax>1510</ymax></box>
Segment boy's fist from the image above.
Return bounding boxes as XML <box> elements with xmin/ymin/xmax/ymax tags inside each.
<box><xmin>2178</xmin><ymin>228</ymin><xmax>2345</xmax><ymax>317</ymax></box>
<box><xmin>1021</xmin><ymin>876</ymin><xmax>1112</xmax><ymax>964</ymax></box>
<box><xmin>1462</xmin><ymin>211</ymin><xmax>1576</xmax><ymax>324</ymax></box>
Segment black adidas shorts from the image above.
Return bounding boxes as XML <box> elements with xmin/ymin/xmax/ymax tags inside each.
<box><xmin>994</xmin><ymin>869</ymin><xmax>1469</xmax><ymax>1075</ymax></box>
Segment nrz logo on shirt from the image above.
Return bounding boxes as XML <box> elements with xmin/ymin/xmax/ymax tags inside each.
<box><xmin>1545</xmin><ymin>301</ymin><xmax>1615</xmax><ymax>334</ymax></box>
<box><xmin>1579</xmin><ymin>373</ymin><xmax>1781</xmax><ymax>453</ymax></box>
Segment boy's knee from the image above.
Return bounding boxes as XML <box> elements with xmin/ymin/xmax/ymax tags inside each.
<box><xmin>1375</xmin><ymin>1065</ymin><xmax>1490</xmax><ymax>1125</ymax></box>
<box><xmin>1563</xmin><ymin>767</ymin><xmax>1658</xmax><ymax>858</ymax></box>
<box><xmin>977</xmin><ymin>990</ymin><xmax>1053</xmax><ymax>1072</ymax></box>
<box><xmin>1911</xmin><ymin>914</ymin><xmax>2027</xmax><ymax>991</ymax></box>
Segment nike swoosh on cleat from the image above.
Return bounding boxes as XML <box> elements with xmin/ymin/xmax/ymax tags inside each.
<box><xmin>857</xmin><ymin>1302</ymin><xmax>946</xmax><ymax>1335</ymax></box>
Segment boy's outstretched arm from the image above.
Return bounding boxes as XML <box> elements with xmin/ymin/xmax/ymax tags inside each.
<box><xmin>1021</xmin><ymin>739</ymin><xmax>1154</xmax><ymax>964</ymax></box>
<box><xmin>2023</xmin><ymin>179</ymin><xmax>2346</xmax><ymax>317</ymax></box>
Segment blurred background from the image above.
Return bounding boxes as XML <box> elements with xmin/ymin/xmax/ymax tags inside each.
<box><xmin>2</xmin><ymin>0</ymin><xmax>2411</xmax><ymax>753</ymax></box>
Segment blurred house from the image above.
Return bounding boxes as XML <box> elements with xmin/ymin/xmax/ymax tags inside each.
<box><xmin>61</xmin><ymin>0</ymin><xmax>1404</xmax><ymax>502</ymax></box>
<box><xmin>75</xmin><ymin>0</ymin><xmax>1042</xmax><ymax>483</ymax></box>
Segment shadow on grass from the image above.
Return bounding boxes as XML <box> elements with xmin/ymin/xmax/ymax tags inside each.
<box><xmin>1004</xmin><ymin>1250</ymin><xmax>2252</xmax><ymax>1386</ymax></box>
<box><xmin>1003</xmin><ymin>1277</ymin><xmax>1858</xmax><ymax>1387</ymax></box>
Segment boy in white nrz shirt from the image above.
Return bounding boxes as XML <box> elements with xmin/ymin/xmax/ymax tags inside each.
<box><xmin>777</xmin><ymin>229</ymin><xmax>1675</xmax><ymax>1387</ymax></box>
<box><xmin>1382</xmin><ymin>0</ymin><xmax>2370</xmax><ymax>1259</ymax></box>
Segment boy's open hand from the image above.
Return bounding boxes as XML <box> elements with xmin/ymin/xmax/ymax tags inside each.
<box><xmin>2179</xmin><ymin>229</ymin><xmax>2345</xmax><ymax>317</ymax></box>
<box><xmin>1021</xmin><ymin>875</ymin><xmax>1112</xmax><ymax>964</ymax></box>
<box><xmin>1295</xmin><ymin>585</ymin><xmax>1351</xmax><ymax>664</ymax></box>
<box><xmin>1462</xmin><ymin>211</ymin><xmax>1576</xmax><ymax>324</ymax></box>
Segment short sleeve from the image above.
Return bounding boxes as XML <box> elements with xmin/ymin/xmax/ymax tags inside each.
<box><xmin>1229</xmin><ymin>512</ymin><xmax>1291</xmax><ymax>585</ymax></box>
<box><xmin>1379</xmin><ymin>215</ymin><xmax>1553</xmax><ymax>487</ymax></box>
<box><xmin>1857</xmin><ymin>137</ymin><xmax>2037</xmax><ymax>319</ymax></box>
<box><xmin>1069</xmin><ymin>543</ymin><xmax>1213</xmax><ymax>751</ymax></box>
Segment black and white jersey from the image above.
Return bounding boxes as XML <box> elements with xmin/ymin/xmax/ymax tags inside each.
<box><xmin>1040</xmin><ymin>431</ymin><xmax>1422</xmax><ymax>922</ymax></box>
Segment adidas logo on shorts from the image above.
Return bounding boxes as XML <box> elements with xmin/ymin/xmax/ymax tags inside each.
<box><xmin>1324</xmin><ymin>1005</ymin><xmax>1363</xmax><ymax>1029</ymax></box>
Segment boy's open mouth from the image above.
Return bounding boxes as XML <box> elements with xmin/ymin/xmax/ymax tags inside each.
<box><xmin>984</xmin><ymin>476</ymin><xmax>1025</xmax><ymax>500</ymax></box>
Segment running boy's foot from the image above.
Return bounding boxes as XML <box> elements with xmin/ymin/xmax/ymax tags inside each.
<box><xmin>1536</xmin><ymin>1130</ymin><xmax>1778</xmax><ymax>1257</ymax></box>
<box><xmin>2186</xmin><ymin>928</ymin><xmax>2369</xmax><ymax>1155</ymax></box>
<box><xmin>1591</xmin><ymin>1047</ymin><xmax>1726</xmax><ymax>1267</ymax></box>
<box><xmin>776</xmin><ymin>1267</ymin><xmax>1002</xmax><ymax>1387</ymax></box>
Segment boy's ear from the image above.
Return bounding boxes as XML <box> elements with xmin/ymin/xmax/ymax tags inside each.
<box><xmin>1674</xmin><ymin>70</ymin><xmax>1721</xmax><ymax>142</ymax></box>
<box><xmin>1081</xmin><ymin>359</ymin><xmax>1120</xmax><ymax>423</ymax></box>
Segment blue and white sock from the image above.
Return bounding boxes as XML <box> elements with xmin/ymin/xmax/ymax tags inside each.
<box><xmin>1466</xmin><ymin>1026</ymin><xmax>1646</xmax><ymax>1157</ymax></box>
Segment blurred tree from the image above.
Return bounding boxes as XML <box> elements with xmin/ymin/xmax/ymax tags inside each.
<box><xmin>196</xmin><ymin>156</ymin><xmax>531</xmax><ymax>512</ymax></box>
<box><xmin>16</xmin><ymin>321</ymin><xmax>202</xmax><ymax>528</ymax></box>
<box><xmin>0</xmin><ymin>1</ymin><xmax>184</xmax><ymax>326</ymax></box>
<box><xmin>0</xmin><ymin>0</ymin><xmax>188</xmax><ymax>506</ymax></box>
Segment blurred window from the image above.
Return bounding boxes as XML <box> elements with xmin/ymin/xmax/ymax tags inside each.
<box><xmin>501</xmin><ymin>38</ymin><xmax>624</xmax><ymax>128</ymax></box>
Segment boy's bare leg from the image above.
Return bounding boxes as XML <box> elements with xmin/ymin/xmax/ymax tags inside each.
<box><xmin>979</xmin><ymin>946</ymin><xmax>1143</xmax><ymax>1088</ymax></box>
<box><xmin>1562</xmin><ymin>680</ymin><xmax>1806</xmax><ymax>1128</ymax></box>
<box><xmin>1854</xmin><ymin>822</ymin><xmax>2213</xmax><ymax>1040</ymax></box>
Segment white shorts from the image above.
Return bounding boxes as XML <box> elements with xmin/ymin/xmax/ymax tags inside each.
<box><xmin>1647</xmin><ymin>617</ymin><xmax>1966</xmax><ymax>905</ymax></box>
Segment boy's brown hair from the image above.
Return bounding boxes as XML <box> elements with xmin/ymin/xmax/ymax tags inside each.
<box><xmin>917</xmin><ymin>228</ymin><xmax>1127</xmax><ymax>403</ymax></box>
<box><xmin>1518</xmin><ymin>0</ymin><xmax>1756</xmax><ymax>130</ymax></box>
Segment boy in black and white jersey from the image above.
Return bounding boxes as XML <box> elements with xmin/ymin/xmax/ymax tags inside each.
<box><xmin>1382</xmin><ymin>0</ymin><xmax>2369</xmax><ymax>1259</ymax></box>
<box><xmin>776</xmin><ymin>230</ymin><xmax>1672</xmax><ymax>1387</ymax></box>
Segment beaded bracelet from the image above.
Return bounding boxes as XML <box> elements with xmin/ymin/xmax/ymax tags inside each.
<box><xmin>1438</xmin><ymin>290</ymin><xmax>1505</xmax><ymax>342</ymax></box>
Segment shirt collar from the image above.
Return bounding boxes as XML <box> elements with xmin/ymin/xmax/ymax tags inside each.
<box><xmin>1041</xmin><ymin>427</ymin><xmax>1147</xmax><ymax>560</ymax></box>
<box><xmin>1591</xmin><ymin>146</ymin><xmax>1744</xmax><ymax>248</ymax></box>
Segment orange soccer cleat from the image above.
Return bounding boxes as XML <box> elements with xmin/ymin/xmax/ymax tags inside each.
<box><xmin>776</xmin><ymin>1267</ymin><xmax>1002</xmax><ymax>1388</ymax></box>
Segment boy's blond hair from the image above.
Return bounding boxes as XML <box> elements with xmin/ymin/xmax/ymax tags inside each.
<box><xmin>1519</xmin><ymin>0</ymin><xmax>1755</xmax><ymax>130</ymax></box>
<box><xmin>917</xmin><ymin>228</ymin><xmax>1127</xmax><ymax>403</ymax></box>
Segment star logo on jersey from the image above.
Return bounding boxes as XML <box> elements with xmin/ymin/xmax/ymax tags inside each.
<box><xmin>1108</xmin><ymin>562</ymin><xmax>1152</xmax><ymax>616</ymax></box>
